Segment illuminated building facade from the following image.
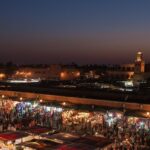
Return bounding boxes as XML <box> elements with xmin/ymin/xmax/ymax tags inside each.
<box><xmin>11</xmin><ymin>65</ymin><xmax>62</xmax><ymax>80</ymax></box>
<box><xmin>60</xmin><ymin>69</ymin><xmax>80</xmax><ymax>80</ymax></box>
<box><xmin>11</xmin><ymin>65</ymin><xmax>80</xmax><ymax>81</ymax></box>
<box><xmin>106</xmin><ymin>51</ymin><xmax>150</xmax><ymax>81</ymax></box>
<box><xmin>134</xmin><ymin>51</ymin><xmax>145</xmax><ymax>73</ymax></box>
<box><xmin>0</xmin><ymin>51</ymin><xmax>150</xmax><ymax>82</ymax></box>
<box><xmin>106</xmin><ymin>63</ymin><xmax>135</xmax><ymax>80</ymax></box>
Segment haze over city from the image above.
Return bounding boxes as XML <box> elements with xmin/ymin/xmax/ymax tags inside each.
<box><xmin>1</xmin><ymin>0</ymin><xmax>150</xmax><ymax>64</ymax></box>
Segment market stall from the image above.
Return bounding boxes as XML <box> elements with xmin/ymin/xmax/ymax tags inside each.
<box><xmin>0</xmin><ymin>131</ymin><xmax>33</xmax><ymax>149</ymax></box>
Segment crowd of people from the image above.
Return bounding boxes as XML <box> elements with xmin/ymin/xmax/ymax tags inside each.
<box><xmin>62</xmin><ymin>110</ymin><xmax>150</xmax><ymax>149</ymax></box>
<box><xmin>0</xmin><ymin>99</ymin><xmax>150</xmax><ymax>149</ymax></box>
<box><xmin>62</xmin><ymin>110</ymin><xmax>104</xmax><ymax>135</ymax></box>
<box><xmin>0</xmin><ymin>99</ymin><xmax>62</xmax><ymax>132</ymax></box>
<box><xmin>105</xmin><ymin>117</ymin><xmax>150</xmax><ymax>149</ymax></box>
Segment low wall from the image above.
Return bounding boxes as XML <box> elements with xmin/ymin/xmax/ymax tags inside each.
<box><xmin>0</xmin><ymin>90</ymin><xmax>149</xmax><ymax>111</ymax></box>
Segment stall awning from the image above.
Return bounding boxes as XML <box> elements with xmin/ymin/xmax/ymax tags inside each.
<box><xmin>124</xmin><ymin>110</ymin><xmax>150</xmax><ymax>119</ymax></box>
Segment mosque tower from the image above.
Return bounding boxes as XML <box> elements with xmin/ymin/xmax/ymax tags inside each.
<box><xmin>134</xmin><ymin>51</ymin><xmax>145</xmax><ymax>74</ymax></box>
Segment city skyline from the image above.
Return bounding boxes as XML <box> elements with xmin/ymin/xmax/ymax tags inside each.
<box><xmin>1</xmin><ymin>0</ymin><xmax>150</xmax><ymax>64</ymax></box>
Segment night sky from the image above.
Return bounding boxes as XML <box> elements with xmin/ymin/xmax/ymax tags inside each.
<box><xmin>1</xmin><ymin>0</ymin><xmax>150</xmax><ymax>64</ymax></box>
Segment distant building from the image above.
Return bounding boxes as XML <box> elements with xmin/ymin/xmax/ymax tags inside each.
<box><xmin>106</xmin><ymin>51</ymin><xmax>150</xmax><ymax>81</ymax></box>
<box><xmin>60</xmin><ymin>68</ymin><xmax>80</xmax><ymax>80</ymax></box>
<box><xmin>134</xmin><ymin>51</ymin><xmax>145</xmax><ymax>73</ymax></box>
<box><xmin>84</xmin><ymin>70</ymin><xmax>100</xmax><ymax>79</ymax></box>
<box><xmin>106</xmin><ymin>63</ymin><xmax>135</xmax><ymax>80</ymax></box>
<box><xmin>10</xmin><ymin>64</ymin><xmax>81</xmax><ymax>81</ymax></box>
<box><xmin>11</xmin><ymin>65</ymin><xmax>61</xmax><ymax>80</ymax></box>
<box><xmin>1</xmin><ymin>51</ymin><xmax>150</xmax><ymax>82</ymax></box>
<box><xmin>133</xmin><ymin>51</ymin><xmax>150</xmax><ymax>83</ymax></box>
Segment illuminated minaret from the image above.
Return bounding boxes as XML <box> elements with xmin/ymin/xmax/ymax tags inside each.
<box><xmin>134</xmin><ymin>51</ymin><xmax>145</xmax><ymax>73</ymax></box>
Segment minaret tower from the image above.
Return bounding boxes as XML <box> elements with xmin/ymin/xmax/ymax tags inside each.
<box><xmin>134</xmin><ymin>51</ymin><xmax>145</xmax><ymax>74</ymax></box>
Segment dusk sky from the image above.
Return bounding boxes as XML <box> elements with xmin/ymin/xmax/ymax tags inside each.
<box><xmin>1</xmin><ymin>0</ymin><xmax>150</xmax><ymax>64</ymax></box>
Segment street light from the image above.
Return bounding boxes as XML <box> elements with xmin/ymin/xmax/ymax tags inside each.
<box><xmin>62</xmin><ymin>102</ymin><xmax>66</xmax><ymax>106</ymax></box>
<box><xmin>20</xmin><ymin>97</ymin><xmax>23</xmax><ymax>101</ymax></box>
<box><xmin>2</xmin><ymin>95</ymin><xmax>5</xmax><ymax>98</ymax></box>
<box><xmin>40</xmin><ymin>99</ymin><xmax>43</xmax><ymax>103</ymax></box>
<box><xmin>146</xmin><ymin>112</ymin><xmax>150</xmax><ymax>116</ymax></box>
